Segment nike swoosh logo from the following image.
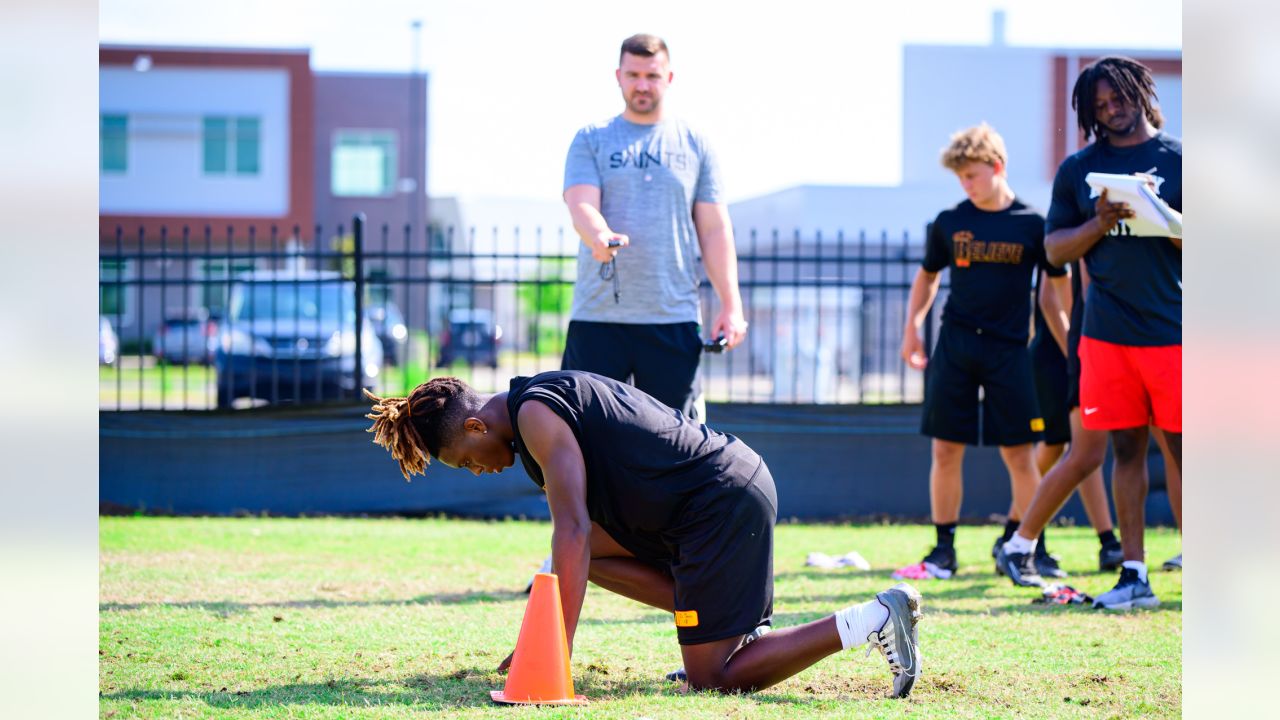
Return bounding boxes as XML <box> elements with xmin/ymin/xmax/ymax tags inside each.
<box><xmin>1084</xmin><ymin>407</ymin><xmax>1099</xmax><ymax>415</ymax></box>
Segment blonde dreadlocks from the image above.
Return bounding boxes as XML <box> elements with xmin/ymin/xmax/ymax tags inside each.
<box><xmin>363</xmin><ymin>377</ymin><xmax>480</xmax><ymax>481</ymax></box>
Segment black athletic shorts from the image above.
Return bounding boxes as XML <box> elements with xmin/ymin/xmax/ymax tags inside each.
<box><xmin>1065</xmin><ymin>325</ymin><xmax>1082</xmax><ymax>412</ymax></box>
<box><xmin>1030</xmin><ymin>337</ymin><xmax>1072</xmax><ymax>445</ymax></box>
<box><xmin>669</xmin><ymin>461</ymin><xmax>776</xmax><ymax>645</ymax></box>
<box><xmin>921</xmin><ymin>323</ymin><xmax>1044</xmax><ymax>446</ymax></box>
<box><xmin>562</xmin><ymin>320</ymin><xmax>703</xmax><ymax>420</ymax></box>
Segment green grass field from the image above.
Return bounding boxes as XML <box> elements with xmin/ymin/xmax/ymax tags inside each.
<box><xmin>100</xmin><ymin>518</ymin><xmax>1181</xmax><ymax>718</ymax></box>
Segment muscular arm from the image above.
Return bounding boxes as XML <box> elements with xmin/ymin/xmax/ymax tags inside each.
<box><xmin>1045</xmin><ymin>188</ymin><xmax>1134</xmax><ymax>266</ymax></box>
<box><xmin>516</xmin><ymin>401</ymin><xmax>592</xmax><ymax>653</ymax></box>
<box><xmin>564</xmin><ymin>184</ymin><xmax>628</xmax><ymax>263</ymax></box>
<box><xmin>900</xmin><ymin>268</ymin><xmax>942</xmax><ymax>370</ymax></box>
<box><xmin>693</xmin><ymin>201</ymin><xmax>748</xmax><ymax>348</ymax></box>
<box><xmin>1038</xmin><ymin>272</ymin><xmax>1071</xmax><ymax>356</ymax></box>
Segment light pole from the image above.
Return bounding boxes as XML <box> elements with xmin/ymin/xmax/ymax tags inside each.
<box><xmin>409</xmin><ymin>19</ymin><xmax>423</xmax><ymax>241</ymax></box>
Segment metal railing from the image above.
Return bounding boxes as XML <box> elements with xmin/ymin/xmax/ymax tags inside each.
<box><xmin>98</xmin><ymin>217</ymin><xmax>943</xmax><ymax>410</ymax></box>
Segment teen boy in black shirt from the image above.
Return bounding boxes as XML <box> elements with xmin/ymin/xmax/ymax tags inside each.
<box><xmin>895</xmin><ymin>124</ymin><xmax>1062</xmax><ymax>581</ymax></box>
<box><xmin>364</xmin><ymin>372</ymin><xmax>924</xmax><ymax>697</ymax></box>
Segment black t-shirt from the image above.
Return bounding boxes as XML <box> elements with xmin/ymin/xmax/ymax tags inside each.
<box><xmin>1045</xmin><ymin>133</ymin><xmax>1182</xmax><ymax>346</ymax></box>
<box><xmin>923</xmin><ymin>198</ymin><xmax>1064</xmax><ymax>343</ymax></box>
<box><xmin>506</xmin><ymin>370</ymin><xmax>761</xmax><ymax>562</ymax></box>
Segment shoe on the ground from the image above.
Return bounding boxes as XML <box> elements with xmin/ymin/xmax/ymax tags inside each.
<box><xmin>522</xmin><ymin>555</ymin><xmax>554</xmax><ymax>594</ymax></box>
<box><xmin>1093</xmin><ymin>567</ymin><xmax>1161</xmax><ymax>610</ymax></box>
<box><xmin>1035</xmin><ymin>552</ymin><xmax>1068</xmax><ymax>579</ymax></box>
<box><xmin>892</xmin><ymin>545</ymin><xmax>956</xmax><ymax>580</ymax></box>
<box><xmin>1162</xmin><ymin>553</ymin><xmax>1182</xmax><ymax>571</ymax></box>
<box><xmin>665</xmin><ymin>624</ymin><xmax>771</xmax><ymax>683</ymax></box>
<box><xmin>991</xmin><ymin>535</ymin><xmax>1004</xmax><ymax>560</ymax></box>
<box><xmin>994</xmin><ymin>543</ymin><xmax>1045</xmax><ymax>588</ymax></box>
<box><xmin>1099</xmin><ymin>543</ymin><xmax>1124</xmax><ymax>572</ymax></box>
<box><xmin>867</xmin><ymin>582</ymin><xmax>924</xmax><ymax>698</ymax></box>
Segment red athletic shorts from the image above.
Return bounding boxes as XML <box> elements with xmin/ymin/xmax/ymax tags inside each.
<box><xmin>1078</xmin><ymin>337</ymin><xmax>1181</xmax><ymax>432</ymax></box>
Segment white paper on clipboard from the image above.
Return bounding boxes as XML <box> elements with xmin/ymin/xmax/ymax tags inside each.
<box><xmin>1085</xmin><ymin>172</ymin><xmax>1183</xmax><ymax>239</ymax></box>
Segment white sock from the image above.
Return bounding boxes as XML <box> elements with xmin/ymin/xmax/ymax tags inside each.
<box><xmin>834</xmin><ymin>598</ymin><xmax>890</xmax><ymax>651</ymax></box>
<box><xmin>1004</xmin><ymin>532</ymin><xmax>1037</xmax><ymax>555</ymax></box>
<box><xmin>1122</xmin><ymin>560</ymin><xmax>1148</xmax><ymax>583</ymax></box>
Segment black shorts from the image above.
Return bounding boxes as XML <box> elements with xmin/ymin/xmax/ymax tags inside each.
<box><xmin>562</xmin><ymin>320</ymin><xmax>703</xmax><ymax>420</ymax></box>
<box><xmin>1030</xmin><ymin>337</ymin><xmax>1072</xmax><ymax>445</ymax></box>
<box><xmin>669</xmin><ymin>462</ymin><xmax>777</xmax><ymax>645</ymax></box>
<box><xmin>921</xmin><ymin>324</ymin><xmax>1043</xmax><ymax>446</ymax></box>
<box><xmin>1065</xmin><ymin>327</ymin><xmax>1082</xmax><ymax>412</ymax></box>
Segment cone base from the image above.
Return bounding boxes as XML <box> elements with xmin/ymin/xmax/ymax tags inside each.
<box><xmin>490</xmin><ymin>690</ymin><xmax>587</xmax><ymax>706</ymax></box>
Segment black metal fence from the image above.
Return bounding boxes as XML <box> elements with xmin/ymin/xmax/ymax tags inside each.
<box><xmin>98</xmin><ymin>216</ymin><xmax>945</xmax><ymax>411</ymax></box>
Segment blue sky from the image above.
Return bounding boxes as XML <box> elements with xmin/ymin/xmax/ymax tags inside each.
<box><xmin>100</xmin><ymin>0</ymin><xmax>1182</xmax><ymax>202</ymax></box>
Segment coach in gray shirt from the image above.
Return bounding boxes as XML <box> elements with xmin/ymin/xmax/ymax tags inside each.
<box><xmin>561</xmin><ymin>33</ymin><xmax>748</xmax><ymax>421</ymax></box>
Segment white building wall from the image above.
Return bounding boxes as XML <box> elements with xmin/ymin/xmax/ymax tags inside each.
<box><xmin>730</xmin><ymin>43</ymin><xmax>1180</xmax><ymax>239</ymax></box>
<box><xmin>100</xmin><ymin>66</ymin><xmax>290</xmax><ymax>216</ymax></box>
<box><xmin>902</xmin><ymin>45</ymin><xmax>1054</xmax><ymax>206</ymax></box>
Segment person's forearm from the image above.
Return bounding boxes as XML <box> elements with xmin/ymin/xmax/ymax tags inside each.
<box><xmin>551</xmin><ymin>522</ymin><xmax>591</xmax><ymax>651</ymax></box>
<box><xmin>1040</xmin><ymin>277</ymin><xmax>1070</xmax><ymax>355</ymax></box>
<box><xmin>567</xmin><ymin>202</ymin><xmax>613</xmax><ymax>250</ymax></box>
<box><xmin>904</xmin><ymin>270</ymin><xmax>941</xmax><ymax>333</ymax></box>
<box><xmin>1045</xmin><ymin>218</ymin><xmax>1108</xmax><ymax>266</ymax></box>
<box><xmin>698</xmin><ymin>226</ymin><xmax>744</xmax><ymax>313</ymax></box>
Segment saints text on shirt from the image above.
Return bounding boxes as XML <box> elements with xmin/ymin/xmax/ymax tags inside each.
<box><xmin>608</xmin><ymin>148</ymin><xmax>690</xmax><ymax>171</ymax></box>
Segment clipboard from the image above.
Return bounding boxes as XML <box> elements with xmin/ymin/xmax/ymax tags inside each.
<box><xmin>1085</xmin><ymin>172</ymin><xmax>1182</xmax><ymax>239</ymax></box>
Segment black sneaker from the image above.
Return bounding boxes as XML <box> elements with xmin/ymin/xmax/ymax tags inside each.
<box><xmin>1035</xmin><ymin>552</ymin><xmax>1068</xmax><ymax>579</ymax></box>
<box><xmin>1099</xmin><ymin>543</ymin><xmax>1124</xmax><ymax>572</ymax></box>
<box><xmin>1093</xmin><ymin>567</ymin><xmax>1160</xmax><ymax>610</ymax></box>
<box><xmin>892</xmin><ymin>545</ymin><xmax>957</xmax><ymax>581</ymax></box>
<box><xmin>994</xmin><ymin>543</ymin><xmax>1045</xmax><ymax>587</ymax></box>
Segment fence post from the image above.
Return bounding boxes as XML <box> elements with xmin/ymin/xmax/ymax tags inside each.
<box><xmin>353</xmin><ymin>213</ymin><xmax>366</xmax><ymax>400</ymax></box>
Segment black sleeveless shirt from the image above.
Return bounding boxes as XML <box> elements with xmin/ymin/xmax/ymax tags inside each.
<box><xmin>506</xmin><ymin>371</ymin><xmax>762</xmax><ymax>561</ymax></box>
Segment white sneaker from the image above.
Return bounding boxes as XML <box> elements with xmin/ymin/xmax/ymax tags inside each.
<box><xmin>837</xmin><ymin>551</ymin><xmax>871</xmax><ymax>571</ymax></box>
<box><xmin>806</xmin><ymin>552</ymin><xmax>840</xmax><ymax>569</ymax></box>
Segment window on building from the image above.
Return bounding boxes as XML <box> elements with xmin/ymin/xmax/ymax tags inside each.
<box><xmin>331</xmin><ymin>130</ymin><xmax>397</xmax><ymax>197</ymax></box>
<box><xmin>101</xmin><ymin>115</ymin><xmax>128</xmax><ymax>173</ymax></box>
<box><xmin>100</xmin><ymin>259</ymin><xmax>131</xmax><ymax>316</ymax></box>
<box><xmin>203</xmin><ymin>116</ymin><xmax>261</xmax><ymax>176</ymax></box>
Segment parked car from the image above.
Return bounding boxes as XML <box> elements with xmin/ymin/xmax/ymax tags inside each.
<box><xmin>151</xmin><ymin>309</ymin><xmax>219</xmax><ymax>365</ymax></box>
<box><xmin>437</xmin><ymin>308</ymin><xmax>501</xmax><ymax>368</ymax></box>
<box><xmin>367</xmin><ymin>300</ymin><xmax>408</xmax><ymax>367</ymax></box>
<box><xmin>214</xmin><ymin>270</ymin><xmax>383</xmax><ymax>408</ymax></box>
<box><xmin>99</xmin><ymin>316</ymin><xmax>118</xmax><ymax>365</ymax></box>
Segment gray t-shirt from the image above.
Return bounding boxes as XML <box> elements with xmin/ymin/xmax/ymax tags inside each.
<box><xmin>563</xmin><ymin>115</ymin><xmax>725</xmax><ymax>324</ymax></box>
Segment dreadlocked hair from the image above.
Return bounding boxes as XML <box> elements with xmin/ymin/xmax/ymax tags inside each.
<box><xmin>1072</xmin><ymin>55</ymin><xmax>1164</xmax><ymax>142</ymax></box>
<box><xmin>363</xmin><ymin>377</ymin><xmax>480</xmax><ymax>481</ymax></box>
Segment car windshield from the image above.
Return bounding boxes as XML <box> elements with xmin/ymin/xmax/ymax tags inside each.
<box><xmin>232</xmin><ymin>281</ymin><xmax>354</xmax><ymax>323</ymax></box>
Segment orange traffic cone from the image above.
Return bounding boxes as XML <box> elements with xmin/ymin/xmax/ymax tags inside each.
<box><xmin>490</xmin><ymin>572</ymin><xmax>587</xmax><ymax>706</ymax></box>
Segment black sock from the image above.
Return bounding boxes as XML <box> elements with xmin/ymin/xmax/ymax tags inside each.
<box><xmin>1002</xmin><ymin>518</ymin><xmax>1020</xmax><ymax>543</ymax></box>
<box><xmin>1035</xmin><ymin>528</ymin><xmax>1049</xmax><ymax>558</ymax></box>
<box><xmin>935</xmin><ymin>523</ymin><xmax>957</xmax><ymax>550</ymax></box>
<box><xmin>1098</xmin><ymin>529</ymin><xmax>1119</xmax><ymax>548</ymax></box>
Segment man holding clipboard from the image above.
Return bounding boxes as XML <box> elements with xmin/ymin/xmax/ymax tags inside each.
<box><xmin>996</xmin><ymin>56</ymin><xmax>1181</xmax><ymax>610</ymax></box>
